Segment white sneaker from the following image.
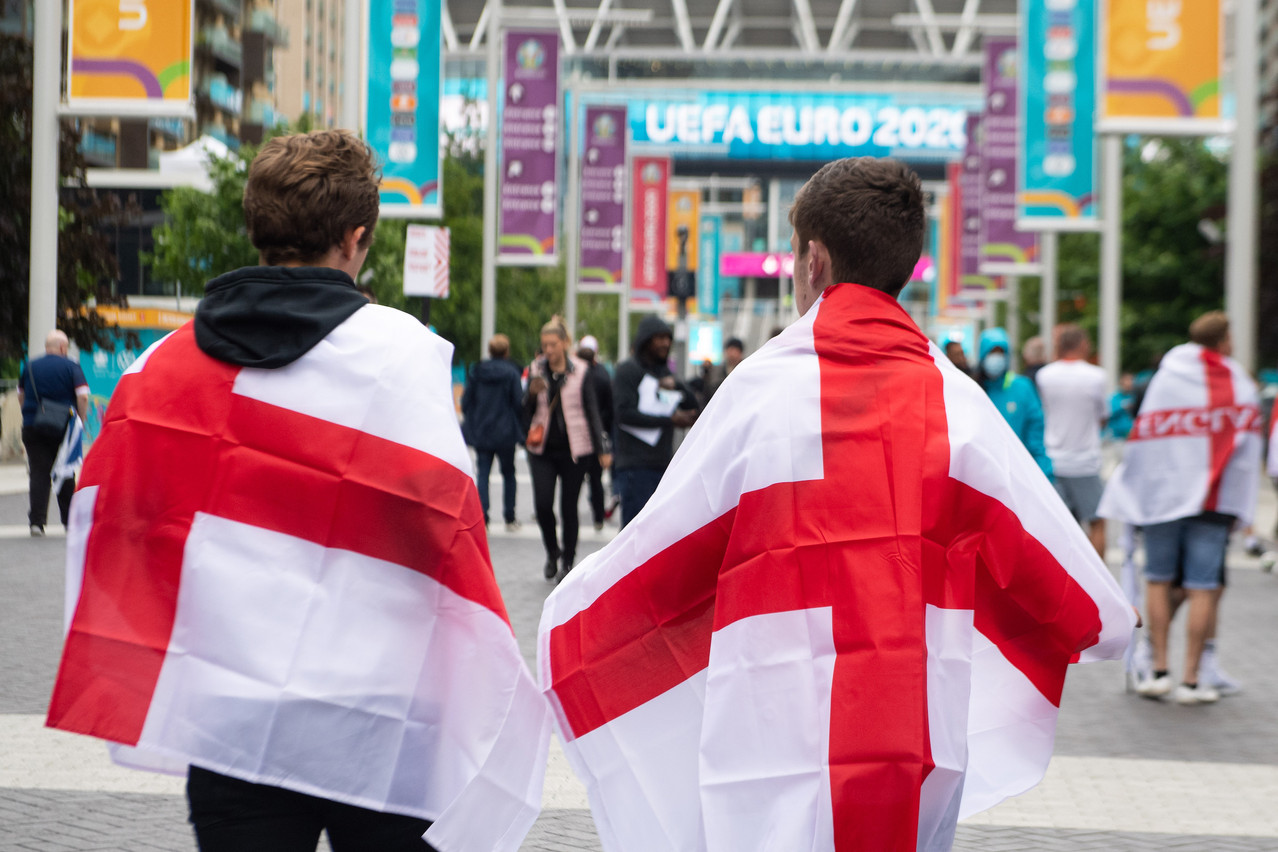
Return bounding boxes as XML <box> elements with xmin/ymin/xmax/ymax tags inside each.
<box><xmin>1135</xmin><ymin>673</ymin><xmax>1174</xmax><ymax>699</ymax></box>
<box><xmin>1199</xmin><ymin>648</ymin><xmax>1242</xmax><ymax>696</ymax></box>
<box><xmin>1130</xmin><ymin>635</ymin><xmax>1153</xmax><ymax>682</ymax></box>
<box><xmin>1174</xmin><ymin>683</ymin><xmax>1220</xmax><ymax>705</ymax></box>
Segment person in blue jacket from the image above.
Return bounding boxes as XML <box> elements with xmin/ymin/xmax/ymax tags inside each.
<box><xmin>977</xmin><ymin>327</ymin><xmax>1053</xmax><ymax>479</ymax></box>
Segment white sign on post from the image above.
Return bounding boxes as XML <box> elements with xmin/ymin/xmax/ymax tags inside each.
<box><xmin>403</xmin><ymin>225</ymin><xmax>451</xmax><ymax>298</ymax></box>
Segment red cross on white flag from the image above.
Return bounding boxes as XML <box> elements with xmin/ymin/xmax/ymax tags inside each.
<box><xmin>47</xmin><ymin>308</ymin><xmax>549</xmax><ymax>852</ymax></box>
<box><xmin>1100</xmin><ymin>342</ymin><xmax>1263</xmax><ymax>527</ymax></box>
<box><xmin>539</xmin><ymin>284</ymin><xmax>1135</xmax><ymax>851</ymax></box>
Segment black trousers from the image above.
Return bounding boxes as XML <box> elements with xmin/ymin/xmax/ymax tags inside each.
<box><xmin>527</xmin><ymin>449</ymin><xmax>587</xmax><ymax>563</ymax></box>
<box><xmin>583</xmin><ymin>453</ymin><xmax>606</xmax><ymax>525</ymax></box>
<box><xmin>22</xmin><ymin>425</ymin><xmax>73</xmax><ymax>528</ymax></box>
<box><xmin>187</xmin><ymin>766</ymin><xmax>437</xmax><ymax>852</ymax></box>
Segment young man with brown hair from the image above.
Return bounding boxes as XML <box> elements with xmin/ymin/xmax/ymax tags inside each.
<box><xmin>540</xmin><ymin>157</ymin><xmax>1132</xmax><ymax>851</ymax></box>
<box><xmin>47</xmin><ymin>130</ymin><xmax>549</xmax><ymax>852</ymax></box>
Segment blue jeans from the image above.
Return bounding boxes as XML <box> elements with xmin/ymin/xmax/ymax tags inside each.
<box><xmin>615</xmin><ymin>467</ymin><xmax>664</xmax><ymax>529</ymax></box>
<box><xmin>475</xmin><ymin>445</ymin><xmax>517</xmax><ymax>524</ymax></box>
<box><xmin>1143</xmin><ymin>516</ymin><xmax>1231</xmax><ymax>590</ymax></box>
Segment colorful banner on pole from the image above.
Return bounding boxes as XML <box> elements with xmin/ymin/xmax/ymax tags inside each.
<box><xmin>1018</xmin><ymin>0</ymin><xmax>1099</xmax><ymax>231</ymax></box>
<box><xmin>980</xmin><ymin>37</ymin><xmax>1039</xmax><ymax>276</ymax></box>
<box><xmin>403</xmin><ymin>225</ymin><xmax>450</xmax><ymax>298</ymax></box>
<box><xmin>366</xmin><ymin>0</ymin><xmax>443</xmax><ymax>218</ymax></box>
<box><xmin>579</xmin><ymin>105</ymin><xmax>627</xmax><ymax>287</ymax></box>
<box><xmin>630</xmin><ymin>157</ymin><xmax>670</xmax><ymax>307</ymax></box>
<box><xmin>66</xmin><ymin>0</ymin><xmax>194</xmax><ymax>116</ymax></box>
<box><xmin>697</xmin><ymin>214</ymin><xmax>722</xmax><ymax>317</ymax></box>
<box><xmin>498</xmin><ymin>29</ymin><xmax>560</xmax><ymax>265</ymax></box>
<box><xmin>961</xmin><ymin>116</ymin><xmax>999</xmax><ymax>299</ymax></box>
<box><xmin>1099</xmin><ymin>0</ymin><xmax>1223</xmax><ymax>134</ymax></box>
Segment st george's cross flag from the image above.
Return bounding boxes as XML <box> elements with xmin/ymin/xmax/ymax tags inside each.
<box><xmin>47</xmin><ymin>306</ymin><xmax>551</xmax><ymax>852</ymax></box>
<box><xmin>1099</xmin><ymin>342</ymin><xmax>1263</xmax><ymax>527</ymax></box>
<box><xmin>538</xmin><ymin>284</ymin><xmax>1135</xmax><ymax>852</ymax></box>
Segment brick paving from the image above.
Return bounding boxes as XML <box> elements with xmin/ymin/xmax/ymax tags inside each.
<box><xmin>4</xmin><ymin>457</ymin><xmax>1278</xmax><ymax>851</ymax></box>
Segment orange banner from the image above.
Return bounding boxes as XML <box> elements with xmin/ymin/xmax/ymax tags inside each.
<box><xmin>666</xmin><ymin>189</ymin><xmax>701</xmax><ymax>272</ymax></box>
<box><xmin>68</xmin><ymin>0</ymin><xmax>193</xmax><ymax>111</ymax></box>
<box><xmin>1101</xmin><ymin>0</ymin><xmax>1220</xmax><ymax>126</ymax></box>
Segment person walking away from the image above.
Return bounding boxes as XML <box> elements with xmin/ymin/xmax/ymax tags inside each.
<box><xmin>461</xmin><ymin>333</ymin><xmax>525</xmax><ymax>531</ymax></box>
<box><xmin>523</xmin><ymin>318</ymin><xmax>609</xmax><ymax>581</ymax></box>
<box><xmin>576</xmin><ymin>334</ymin><xmax>614</xmax><ymax>530</ymax></box>
<box><xmin>1035</xmin><ymin>324</ymin><xmax>1108</xmax><ymax>556</ymax></box>
<box><xmin>977</xmin><ymin>327</ymin><xmax>1052</xmax><ymax>478</ymax></box>
<box><xmin>1108</xmin><ymin>372</ymin><xmax>1136</xmax><ymax>439</ymax></box>
<box><xmin>44</xmin><ymin>130</ymin><xmax>550</xmax><ymax>852</ymax></box>
<box><xmin>18</xmin><ymin>329</ymin><xmax>88</xmax><ymax>536</ymax></box>
<box><xmin>1099</xmin><ymin>311</ymin><xmax>1262</xmax><ymax>705</ymax></box>
<box><xmin>1021</xmin><ymin>335</ymin><xmax>1047</xmax><ymax>388</ymax></box>
<box><xmin>612</xmin><ymin>315</ymin><xmax>700</xmax><ymax>527</ymax></box>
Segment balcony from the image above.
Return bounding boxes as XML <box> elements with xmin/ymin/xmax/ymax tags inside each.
<box><xmin>246</xmin><ymin>97</ymin><xmax>278</xmax><ymax>127</ymax></box>
<box><xmin>81</xmin><ymin>128</ymin><xmax>117</xmax><ymax>167</ymax></box>
<box><xmin>198</xmin><ymin>24</ymin><xmax>243</xmax><ymax>68</ymax></box>
<box><xmin>203</xmin><ymin>0</ymin><xmax>242</xmax><ymax>21</ymax></box>
<box><xmin>246</xmin><ymin>7</ymin><xmax>289</xmax><ymax>48</ymax></box>
<box><xmin>198</xmin><ymin>75</ymin><xmax>243</xmax><ymax>117</ymax></box>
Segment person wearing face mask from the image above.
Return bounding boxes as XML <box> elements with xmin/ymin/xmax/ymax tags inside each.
<box><xmin>977</xmin><ymin>327</ymin><xmax>1052</xmax><ymax>479</ymax></box>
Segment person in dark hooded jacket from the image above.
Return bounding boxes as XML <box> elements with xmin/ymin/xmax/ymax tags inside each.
<box><xmin>611</xmin><ymin>315</ymin><xmax>700</xmax><ymax>527</ymax></box>
<box><xmin>461</xmin><ymin>333</ymin><xmax>525</xmax><ymax>530</ymax></box>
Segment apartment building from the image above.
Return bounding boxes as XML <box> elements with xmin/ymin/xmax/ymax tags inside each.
<box><xmin>273</xmin><ymin>0</ymin><xmax>348</xmax><ymax>129</ymax></box>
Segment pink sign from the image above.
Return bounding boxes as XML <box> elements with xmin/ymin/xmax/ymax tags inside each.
<box><xmin>720</xmin><ymin>253</ymin><xmax>933</xmax><ymax>282</ymax></box>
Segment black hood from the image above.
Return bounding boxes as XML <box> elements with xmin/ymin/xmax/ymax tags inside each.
<box><xmin>470</xmin><ymin>357</ymin><xmax>518</xmax><ymax>384</ymax></box>
<box><xmin>634</xmin><ymin>315</ymin><xmax>673</xmax><ymax>358</ymax></box>
<box><xmin>195</xmin><ymin>266</ymin><xmax>369</xmax><ymax>368</ymax></box>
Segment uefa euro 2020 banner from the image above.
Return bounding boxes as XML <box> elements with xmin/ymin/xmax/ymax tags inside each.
<box><xmin>366</xmin><ymin>0</ymin><xmax>444</xmax><ymax>218</ymax></box>
<box><xmin>1017</xmin><ymin>0</ymin><xmax>1099</xmax><ymax>231</ymax></box>
<box><xmin>1099</xmin><ymin>0</ymin><xmax>1223</xmax><ymax>135</ymax></box>
<box><xmin>67</xmin><ymin>0</ymin><xmax>194</xmax><ymax>116</ymax></box>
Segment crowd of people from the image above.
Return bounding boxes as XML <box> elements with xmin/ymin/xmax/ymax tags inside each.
<box><xmin>16</xmin><ymin>132</ymin><xmax>1273</xmax><ymax>850</ymax></box>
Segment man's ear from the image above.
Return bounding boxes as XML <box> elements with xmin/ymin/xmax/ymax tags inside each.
<box><xmin>342</xmin><ymin>226</ymin><xmax>367</xmax><ymax>260</ymax></box>
<box><xmin>808</xmin><ymin>240</ymin><xmax>830</xmax><ymax>288</ymax></box>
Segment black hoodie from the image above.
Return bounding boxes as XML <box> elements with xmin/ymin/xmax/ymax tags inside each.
<box><xmin>612</xmin><ymin>315</ymin><xmax>698</xmax><ymax>471</ymax></box>
<box><xmin>194</xmin><ymin>266</ymin><xmax>369</xmax><ymax>368</ymax></box>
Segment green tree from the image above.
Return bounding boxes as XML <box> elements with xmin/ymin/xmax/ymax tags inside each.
<box><xmin>1016</xmin><ymin>138</ymin><xmax>1227</xmax><ymax>372</ymax></box>
<box><xmin>0</xmin><ymin>33</ymin><xmax>134</xmax><ymax>371</ymax></box>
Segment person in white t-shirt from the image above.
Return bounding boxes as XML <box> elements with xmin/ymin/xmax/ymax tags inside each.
<box><xmin>1036</xmin><ymin>325</ymin><xmax>1108</xmax><ymax>556</ymax></box>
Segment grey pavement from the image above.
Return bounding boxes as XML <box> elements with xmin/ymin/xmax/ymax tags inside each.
<box><xmin>4</xmin><ymin>453</ymin><xmax>1278</xmax><ymax>850</ymax></box>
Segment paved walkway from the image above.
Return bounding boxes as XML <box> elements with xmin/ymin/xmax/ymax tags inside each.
<box><xmin>3</xmin><ymin>453</ymin><xmax>1278</xmax><ymax>850</ymax></box>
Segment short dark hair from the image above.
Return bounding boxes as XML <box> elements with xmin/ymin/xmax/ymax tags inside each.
<box><xmin>724</xmin><ymin>338</ymin><xmax>744</xmax><ymax>352</ymax></box>
<box><xmin>1188</xmin><ymin>310</ymin><xmax>1230</xmax><ymax>350</ymax></box>
<box><xmin>244</xmin><ymin>130</ymin><xmax>381</xmax><ymax>266</ymax></box>
<box><xmin>789</xmin><ymin>158</ymin><xmax>925</xmax><ymax>297</ymax></box>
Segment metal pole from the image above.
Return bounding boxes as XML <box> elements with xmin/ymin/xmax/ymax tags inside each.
<box><xmin>28</xmin><ymin>0</ymin><xmax>61</xmax><ymax>354</ymax></box>
<box><xmin>1039</xmin><ymin>231</ymin><xmax>1058</xmax><ymax>360</ymax></box>
<box><xmin>1226</xmin><ymin>0</ymin><xmax>1259</xmax><ymax>373</ymax></box>
<box><xmin>1099</xmin><ymin>134</ymin><xmax>1123</xmax><ymax>392</ymax></box>
<box><xmin>1006</xmin><ymin>276</ymin><xmax>1020</xmax><ymax>370</ymax></box>
<box><xmin>340</xmin><ymin>0</ymin><xmax>363</xmax><ymax>131</ymax></box>
<box><xmin>619</xmin><ymin>139</ymin><xmax>633</xmax><ymax>358</ymax></box>
<box><xmin>563</xmin><ymin>75</ymin><xmax>580</xmax><ymax>338</ymax></box>
<box><xmin>480</xmin><ymin>0</ymin><xmax>502</xmax><ymax>358</ymax></box>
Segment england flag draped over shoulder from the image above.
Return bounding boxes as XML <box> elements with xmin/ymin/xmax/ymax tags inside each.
<box><xmin>47</xmin><ymin>307</ymin><xmax>550</xmax><ymax>852</ymax></box>
<box><xmin>1268</xmin><ymin>409</ymin><xmax>1277</xmax><ymax>478</ymax></box>
<box><xmin>538</xmin><ymin>284</ymin><xmax>1134</xmax><ymax>852</ymax></box>
<box><xmin>1099</xmin><ymin>342</ymin><xmax>1262</xmax><ymax>527</ymax></box>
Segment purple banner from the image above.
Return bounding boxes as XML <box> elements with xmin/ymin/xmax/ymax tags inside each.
<box><xmin>498</xmin><ymin>30</ymin><xmax>559</xmax><ymax>264</ymax></box>
<box><xmin>579</xmin><ymin>105</ymin><xmax>627</xmax><ymax>286</ymax></box>
<box><xmin>959</xmin><ymin>115</ymin><xmax>997</xmax><ymax>298</ymax></box>
<box><xmin>980</xmin><ymin>37</ymin><xmax>1038</xmax><ymax>272</ymax></box>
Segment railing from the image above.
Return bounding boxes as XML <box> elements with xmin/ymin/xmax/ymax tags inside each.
<box><xmin>246</xmin><ymin>8</ymin><xmax>289</xmax><ymax>47</ymax></box>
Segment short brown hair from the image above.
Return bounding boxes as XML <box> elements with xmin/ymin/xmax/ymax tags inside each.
<box><xmin>1189</xmin><ymin>310</ymin><xmax>1230</xmax><ymax>350</ymax></box>
<box><xmin>488</xmin><ymin>333</ymin><xmax>511</xmax><ymax>359</ymax></box>
<box><xmin>789</xmin><ymin>158</ymin><xmax>925</xmax><ymax>297</ymax></box>
<box><xmin>244</xmin><ymin>130</ymin><xmax>381</xmax><ymax>266</ymax></box>
<box><xmin>1055</xmin><ymin>324</ymin><xmax>1089</xmax><ymax>356</ymax></box>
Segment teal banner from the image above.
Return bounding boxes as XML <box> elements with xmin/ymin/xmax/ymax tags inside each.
<box><xmin>366</xmin><ymin>0</ymin><xmax>443</xmax><ymax>218</ymax></box>
<box><xmin>1018</xmin><ymin>0</ymin><xmax>1098</xmax><ymax>229</ymax></box>
<box><xmin>697</xmin><ymin>214</ymin><xmax>721</xmax><ymax>317</ymax></box>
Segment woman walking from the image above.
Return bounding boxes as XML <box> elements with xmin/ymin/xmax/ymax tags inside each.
<box><xmin>523</xmin><ymin>317</ymin><xmax>609</xmax><ymax>581</ymax></box>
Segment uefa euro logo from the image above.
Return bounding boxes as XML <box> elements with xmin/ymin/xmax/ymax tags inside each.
<box><xmin>516</xmin><ymin>40</ymin><xmax>545</xmax><ymax>71</ymax></box>
<box><xmin>593</xmin><ymin>114</ymin><xmax>617</xmax><ymax>141</ymax></box>
<box><xmin>641</xmin><ymin>162</ymin><xmax>662</xmax><ymax>184</ymax></box>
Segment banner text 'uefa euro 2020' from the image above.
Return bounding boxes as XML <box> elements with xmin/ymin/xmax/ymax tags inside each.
<box><xmin>628</xmin><ymin>92</ymin><xmax>980</xmax><ymax>161</ymax></box>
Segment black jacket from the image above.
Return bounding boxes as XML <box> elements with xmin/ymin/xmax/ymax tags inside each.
<box><xmin>613</xmin><ymin>315</ymin><xmax>699</xmax><ymax>472</ymax></box>
<box><xmin>461</xmin><ymin>358</ymin><xmax>525</xmax><ymax>451</ymax></box>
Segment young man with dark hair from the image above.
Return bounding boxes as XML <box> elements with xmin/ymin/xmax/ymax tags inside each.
<box><xmin>462</xmin><ymin>333</ymin><xmax>525</xmax><ymax>531</ymax></box>
<box><xmin>47</xmin><ymin>130</ymin><xmax>549</xmax><ymax>852</ymax></box>
<box><xmin>540</xmin><ymin>157</ymin><xmax>1133</xmax><ymax>851</ymax></box>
